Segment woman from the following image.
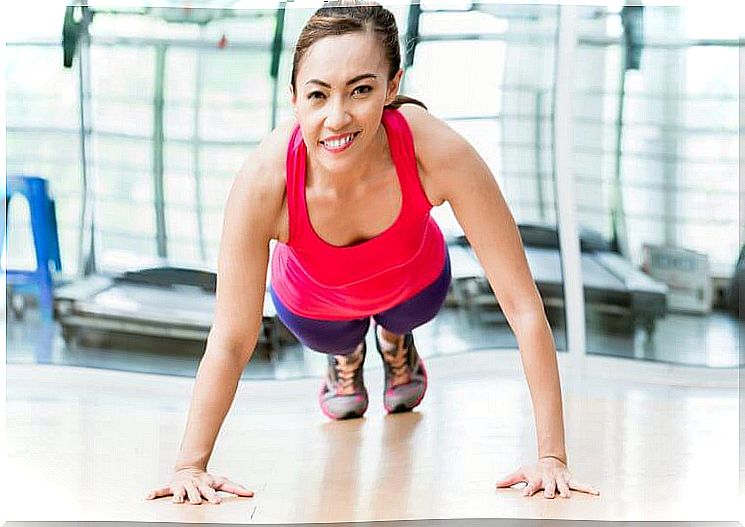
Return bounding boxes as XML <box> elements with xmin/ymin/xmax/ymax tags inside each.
<box><xmin>146</xmin><ymin>1</ymin><xmax>600</xmax><ymax>506</ymax></box>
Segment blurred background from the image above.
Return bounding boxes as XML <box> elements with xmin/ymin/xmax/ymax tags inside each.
<box><xmin>4</xmin><ymin>1</ymin><xmax>743</xmax><ymax>379</ymax></box>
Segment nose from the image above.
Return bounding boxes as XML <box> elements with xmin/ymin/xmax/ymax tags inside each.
<box><xmin>324</xmin><ymin>95</ymin><xmax>352</xmax><ymax>131</ymax></box>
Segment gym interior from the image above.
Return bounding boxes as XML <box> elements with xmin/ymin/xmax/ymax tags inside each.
<box><xmin>4</xmin><ymin>2</ymin><xmax>742</xmax><ymax>524</ymax></box>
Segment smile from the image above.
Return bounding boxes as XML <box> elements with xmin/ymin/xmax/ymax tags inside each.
<box><xmin>320</xmin><ymin>132</ymin><xmax>360</xmax><ymax>152</ymax></box>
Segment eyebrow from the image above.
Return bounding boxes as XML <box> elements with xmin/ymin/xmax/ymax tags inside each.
<box><xmin>304</xmin><ymin>73</ymin><xmax>378</xmax><ymax>89</ymax></box>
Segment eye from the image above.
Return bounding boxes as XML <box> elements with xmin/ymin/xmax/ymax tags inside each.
<box><xmin>307</xmin><ymin>91</ymin><xmax>326</xmax><ymax>100</ymax></box>
<box><xmin>352</xmin><ymin>85</ymin><xmax>373</xmax><ymax>96</ymax></box>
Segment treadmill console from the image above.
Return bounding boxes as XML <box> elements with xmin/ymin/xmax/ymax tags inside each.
<box><xmin>114</xmin><ymin>267</ymin><xmax>217</xmax><ymax>293</ymax></box>
<box><xmin>642</xmin><ymin>244</ymin><xmax>711</xmax><ymax>314</ymax></box>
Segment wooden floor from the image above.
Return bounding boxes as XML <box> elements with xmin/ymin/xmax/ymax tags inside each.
<box><xmin>4</xmin><ymin>350</ymin><xmax>741</xmax><ymax>523</ymax></box>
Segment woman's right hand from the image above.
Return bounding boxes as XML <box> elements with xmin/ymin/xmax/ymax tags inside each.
<box><xmin>146</xmin><ymin>467</ymin><xmax>254</xmax><ymax>505</ymax></box>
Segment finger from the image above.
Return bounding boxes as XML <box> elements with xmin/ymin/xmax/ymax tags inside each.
<box><xmin>184</xmin><ymin>481</ymin><xmax>203</xmax><ymax>504</ymax></box>
<box><xmin>172</xmin><ymin>487</ymin><xmax>186</xmax><ymax>504</ymax></box>
<box><xmin>214</xmin><ymin>478</ymin><xmax>254</xmax><ymax>497</ymax></box>
<box><xmin>198</xmin><ymin>484</ymin><xmax>222</xmax><ymax>505</ymax></box>
<box><xmin>543</xmin><ymin>477</ymin><xmax>556</xmax><ymax>499</ymax></box>
<box><xmin>146</xmin><ymin>487</ymin><xmax>171</xmax><ymax>500</ymax></box>
<box><xmin>556</xmin><ymin>475</ymin><xmax>571</xmax><ymax>498</ymax></box>
<box><xmin>495</xmin><ymin>470</ymin><xmax>526</xmax><ymax>488</ymax></box>
<box><xmin>523</xmin><ymin>480</ymin><xmax>541</xmax><ymax>497</ymax></box>
<box><xmin>568</xmin><ymin>480</ymin><xmax>600</xmax><ymax>496</ymax></box>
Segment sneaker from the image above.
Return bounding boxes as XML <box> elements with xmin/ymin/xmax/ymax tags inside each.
<box><xmin>374</xmin><ymin>324</ymin><xmax>428</xmax><ymax>414</ymax></box>
<box><xmin>318</xmin><ymin>341</ymin><xmax>369</xmax><ymax>420</ymax></box>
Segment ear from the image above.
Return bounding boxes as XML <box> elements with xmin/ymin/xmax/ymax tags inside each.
<box><xmin>384</xmin><ymin>69</ymin><xmax>404</xmax><ymax>106</ymax></box>
<box><xmin>289</xmin><ymin>83</ymin><xmax>298</xmax><ymax>117</ymax></box>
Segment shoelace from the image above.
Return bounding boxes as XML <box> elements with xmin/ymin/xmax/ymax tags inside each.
<box><xmin>333</xmin><ymin>348</ymin><xmax>363</xmax><ymax>395</ymax></box>
<box><xmin>381</xmin><ymin>337</ymin><xmax>411</xmax><ymax>386</ymax></box>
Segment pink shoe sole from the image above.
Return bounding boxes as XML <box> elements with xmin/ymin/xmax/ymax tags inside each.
<box><xmin>318</xmin><ymin>382</ymin><xmax>368</xmax><ymax>420</ymax></box>
<box><xmin>383</xmin><ymin>359</ymin><xmax>428</xmax><ymax>414</ymax></box>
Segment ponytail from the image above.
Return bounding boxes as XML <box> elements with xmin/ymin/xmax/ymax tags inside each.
<box><xmin>386</xmin><ymin>94</ymin><xmax>427</xmax><ymax>111</ymax></box>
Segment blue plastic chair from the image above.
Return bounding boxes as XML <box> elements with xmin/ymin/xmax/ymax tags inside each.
<box><xmin>3</xmin><ymin>175</ymin><xmax>62</xmax><ymax>320</ymax></box>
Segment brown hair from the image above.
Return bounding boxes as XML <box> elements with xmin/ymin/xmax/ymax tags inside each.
<box><xmin>290</xmin><ymin>0</ymin><xmax>427</xmax><ymax>111</ymax></box>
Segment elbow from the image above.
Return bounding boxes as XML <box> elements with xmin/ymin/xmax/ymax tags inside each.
<box><xmin>206</xmin><ymin>327</ymin><xmax>258</xmax><ymax>366</ymax></box>
<box><xmin>503</xmin><ymin>297</ymin><xmax>548</xmax><ymax>329</ymax></box>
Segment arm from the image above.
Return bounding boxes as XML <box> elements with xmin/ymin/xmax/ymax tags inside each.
<box><xmin>174</xmin><ymin>141</ymin><xmax>284</xmax><ymax>472</ymax></box>
<box><xmin>400</xmin><ymin>105</ymin><xmax>566</xmax><ymax>463</ymax></box>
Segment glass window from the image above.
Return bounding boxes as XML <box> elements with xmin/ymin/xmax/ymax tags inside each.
<box><xmin>6</xmin><ymin>42</ymin><xmax>82</xmax><ymax>275</ymax></box>
<box><xmin>574</xmin><ymin>5</ymin><xmax>741</xmax><ymax>368</ymax></box>
<box><xmin>406</xmin><ymin>4</ymin><xmax>567</xmax><ymax>353</ymax></box>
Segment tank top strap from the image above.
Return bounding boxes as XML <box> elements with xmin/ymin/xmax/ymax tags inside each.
<box><xmin>382</xmin><ymin>107</ymin><xmax>433</xmax><ymax>215</ymax></box>
<box><xmin>284</xmin><ymin>122</ymin><xmax>309</xmax><ymax>248</ymax></box>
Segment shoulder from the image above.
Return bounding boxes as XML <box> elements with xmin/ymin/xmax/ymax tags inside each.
<box><xmin>396</xmin><ymin>104</ymin><xmax>474</xmax><ymax>205</ymax></box>
<box><xmin>240</xmin><ymin>119</ymin><xmax>296</xmax><ymax>188</ymax></box>
<box><xmin>397</xmin><ymin>104</ymin><xmax>472</xmax><ymax>169</ymax></box>
<box><xmin>232</xmin><ymin>119</ymin><xmax>296</xmax><ymax>238</ymax></box>
<box><xmin>236</xmin><ymin>119</ymin><xmax>296</xmax><ymax>200</ymax></box>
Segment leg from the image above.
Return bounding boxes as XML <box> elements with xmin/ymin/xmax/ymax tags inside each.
<box><xmin>270</xmin><ymin>286</ymin><xmax>369</xmax><ymax>354</ymax></box>
<box><xmin>372</xmin><ymin>249</ymin><xmax>452</xmax><ymax>413</ymax></box>
<box><xmin>374</xmin><ymin>248</ymin><xmax>452</xmax><ymax>337</ymax></box>
<box><xmin>270</xmin><ymin>286</ymin><xmax>370</xmax><ymax>420</ymax></box>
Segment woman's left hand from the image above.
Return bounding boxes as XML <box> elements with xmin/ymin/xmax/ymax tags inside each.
<box><xmin>495</xmin><ymin>457</ymin><xmax>600</xmax><ymax>498</ymax></box>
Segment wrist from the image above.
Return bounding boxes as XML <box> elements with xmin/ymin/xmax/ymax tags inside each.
<box><xmin>174</xmin><ymin>463</ymin><xmax>207</xmax><ymax>472</ymax></box>
<box><xmin>539</xmin><ymin>454</ymin><xmax>567</xmax><ymax>465</ymax></box>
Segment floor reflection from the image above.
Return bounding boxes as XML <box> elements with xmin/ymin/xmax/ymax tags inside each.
<box><xmin>586</xmin><ymin>308</ymin><xmax>742</xmax><ymax>368</ymax></box>
<box><xmin>5</xmin><ymin>301</ymin><xmax>741</xmax><ymax>380</ymax></box>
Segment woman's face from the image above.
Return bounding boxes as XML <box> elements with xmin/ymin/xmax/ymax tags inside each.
<box><xmin>291</xmin><ymin>31</ymin><xmax>402</xmax><ymax>174</ymax></box>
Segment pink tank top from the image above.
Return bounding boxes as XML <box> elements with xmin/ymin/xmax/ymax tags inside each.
<box><xmin>270</xmin><ymin>107</ymin><xmax>447</xmax><ymax>320</ymax></box>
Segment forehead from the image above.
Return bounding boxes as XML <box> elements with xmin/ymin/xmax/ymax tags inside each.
<box><xmin>297</xmin><ymin>32</ymin><xmax>388</xmax><ymax>84</ymax></box>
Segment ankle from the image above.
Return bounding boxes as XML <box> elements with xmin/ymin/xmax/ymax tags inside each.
<box><xmin>350</xmin><ymin>341</ymin><xmax>365</xmax><ymax>357</ymax></box>
<box><xmin>377</xmin><ymin>325</ymin><xmax>402</xmax><ymax>351</ymax></box>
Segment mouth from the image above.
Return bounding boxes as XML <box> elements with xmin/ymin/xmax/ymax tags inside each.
<box><xmin>320</xmin><ymin>131</ymin><xmax>360</xmax><ymax>153</ymax></box>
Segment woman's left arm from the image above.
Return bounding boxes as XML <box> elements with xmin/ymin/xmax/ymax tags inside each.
<box><xmin>401</xmin><ymin>105</ymin><xmax>599</xmax><ymax>498</ymax></box>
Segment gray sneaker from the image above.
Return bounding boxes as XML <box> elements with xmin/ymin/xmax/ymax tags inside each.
<box><xmin>318</xmin><ymin>341</ymin><xmax>368</xmax><ymax>420</ymax></box>
<box><xmin>374</xmin><ymin>325</ymin><xmax>428</xmax><ymax>414</ymax></box>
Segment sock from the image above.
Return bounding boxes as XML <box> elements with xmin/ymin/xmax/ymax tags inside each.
<box><xmin>377</xmin><ymin>325</ymin><xmax>399</xmax><ymax>352</ymax></box>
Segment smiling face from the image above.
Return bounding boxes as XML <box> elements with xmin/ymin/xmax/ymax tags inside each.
<box><xmin>290</xmin><ymin>31</ymin><xmax>403</xmax><ymax>175</ymax></box>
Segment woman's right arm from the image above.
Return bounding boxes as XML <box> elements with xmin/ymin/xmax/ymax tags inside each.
<box><xmin>173</xmin><ymin>149</ymin><xmax>278</xmax><ymax>472</ymax></box>
<box><xmin>147</xmin><ymin>128</ymin><xmax>288</xmax><ymax>504</ymax></box>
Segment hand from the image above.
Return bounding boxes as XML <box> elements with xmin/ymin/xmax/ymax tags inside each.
<box><xmin>495</xmin><ymin>457</ymin><xmax>600</xmax><ymax>499</ymax></box>
<box><xmin>146</xmin><ymin>467</ymin><xmax>254</xmax><ymax>505</ymax></box>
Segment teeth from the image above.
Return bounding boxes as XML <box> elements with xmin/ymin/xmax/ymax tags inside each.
<box><xmin>324</xmin><ymin>133</ymin><xmax>355</xmax><ymax>149</ymax></box>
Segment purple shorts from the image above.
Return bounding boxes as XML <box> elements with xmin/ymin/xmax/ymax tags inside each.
<box><xmin>270</xmin><ymin>250</ymin><xmax>452</xmax><ymax>355</ymax></box>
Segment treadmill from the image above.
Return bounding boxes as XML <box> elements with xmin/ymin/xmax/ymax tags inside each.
<box><xmin>54</xmin><ymin>262</ymin><xmax>292</xmax><ymax>350</ymax></box>
<box><xmin>447</xmin><ymin>224</ymin><xmax>668</xmax><ymax>338</ymax></box>
<box><xmin>53</xmin><ymin>6</ymin><xmax>294</xmax><ymax>351</ymax></box>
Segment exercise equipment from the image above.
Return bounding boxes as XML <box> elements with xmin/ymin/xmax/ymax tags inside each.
<box><xmin>726</xmin><ymin>245</ymin><xmax>744</xmax><ymax>320</ymax></box>
<box><xmin>54</xmin><ymin>265</ymin><xmax>290</xmax><ymax>350</ymax></box>
<box><xmin>55</xmin><ymin>5</ymin><xmax>293</xmax><ymax>351</ymax></box>
<box><xmin>642</xmin><ymin>244</ymin><xmax>711</xmax><ymax>314</ymax></box>
<box><xmin>448</xmin><ymin>224</ymin><xmax>668</xmax><ymax>338</ymax></box>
